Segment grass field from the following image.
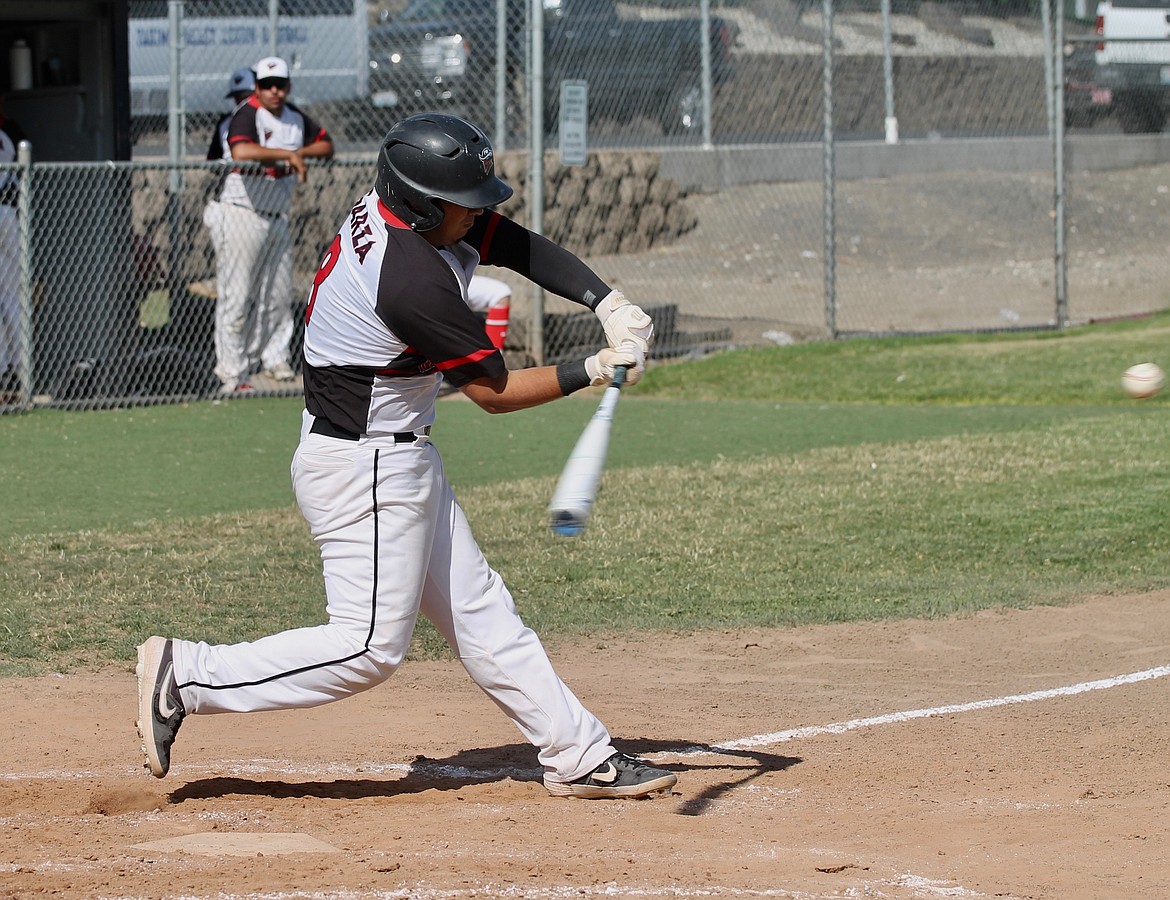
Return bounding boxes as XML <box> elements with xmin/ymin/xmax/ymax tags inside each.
<box><xmin>2</xmin><ymin>316</ymin><xmax>1168</xmax><ymax>677</ymax></box>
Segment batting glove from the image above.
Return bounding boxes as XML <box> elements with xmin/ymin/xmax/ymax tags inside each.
<box><xmin>585</xmin><ymin>344</ymin><xmax>645</xmax><ymax>386</ymax></box>
<box><xmin>594</xmin><ymin>290</ymin><xmax>654</xmax><ymax>353</ymax></box>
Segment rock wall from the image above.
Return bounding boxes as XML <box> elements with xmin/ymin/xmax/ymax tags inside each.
<box><xmin>492</xmin><ymin>150</ymin><xmax>698</xmax><ymax>257</ymax></box>
<box><xmin>130</xmin><ymin>150</ymin><xmax>697</xmax><ymax>294</ymax></box>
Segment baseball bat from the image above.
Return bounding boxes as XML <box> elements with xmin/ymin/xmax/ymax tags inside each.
<box><xmin>547</xmin><ymin>365</ymin><xmax>628</xmax><ymax>537</ymax></box>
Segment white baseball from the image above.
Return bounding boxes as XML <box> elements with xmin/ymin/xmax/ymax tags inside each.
<box><xmin>1121</xmin><ymin>362</ymin><xmax>1164</xmax><ymax>399</ymax></box>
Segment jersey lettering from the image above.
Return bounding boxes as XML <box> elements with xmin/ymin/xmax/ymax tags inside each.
<box><xmin>305</xmin><ymin>234</ymin><xmax>342</xmax><ymax>324</ymax></box>
<box><xmin>349</xmin><ymin>198</ymin><xmax>375</xmax><ymax>265</ymax></box>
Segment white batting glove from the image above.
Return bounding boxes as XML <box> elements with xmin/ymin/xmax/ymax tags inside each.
<box><xmin>584</xmin><ymin>344</ymin><xmax>645</xmax><ymax>386</ymax></box>
<box><xmin>594</xmin><ymin>290</ymin><xmax>654</xmax><ymax>354</ymax></box>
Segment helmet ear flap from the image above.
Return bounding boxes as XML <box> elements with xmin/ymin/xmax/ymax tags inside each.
<box><xmin>375</xmin><ymin>139</ymin><xmax>444</xmax><ymax>231</ymax></box>
<box><xmin>402</xmin><ymin>197</ymin><xmax>444</xmax><ymax>232</ymax></box>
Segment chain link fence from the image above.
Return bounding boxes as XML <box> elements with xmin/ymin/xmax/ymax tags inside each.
<box><xmin>2</xmin><ymin>0</ymin><xmax>1169</xmax><ymax>413</ymax></box>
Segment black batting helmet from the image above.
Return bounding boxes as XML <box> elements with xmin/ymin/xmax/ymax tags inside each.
<box><xmin>375</xmin><ymin>113</ymin><xmax>513</xmax><ymax>232</ymax></box>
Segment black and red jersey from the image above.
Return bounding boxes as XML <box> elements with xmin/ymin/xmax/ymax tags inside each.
<box><xmin>302</xmin><ymin>191</ymin><xmax>613</xmax><ymax>438</ymax></box>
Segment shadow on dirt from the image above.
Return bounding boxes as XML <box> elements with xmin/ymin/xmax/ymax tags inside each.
<box><xmin>167</xmin><ymin>737</ymin><xmax>800</xmax><ymax>816</ymax></box>
<box><xmin>649</xmin><ymin>738</ymin><xmax>802</xmax><ymax>817</ymax></box>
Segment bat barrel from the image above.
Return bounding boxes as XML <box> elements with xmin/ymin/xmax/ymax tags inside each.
<box><xmin>546</xmin><ymin>366</ymin><xmax>628</xmax><ymax>537</ymax></box>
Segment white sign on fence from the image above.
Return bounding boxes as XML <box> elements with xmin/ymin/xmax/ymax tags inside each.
<box><xmin>559</xmin><ymin>80</ymin><xmax>588</xmax><ymax>167</ymax></box>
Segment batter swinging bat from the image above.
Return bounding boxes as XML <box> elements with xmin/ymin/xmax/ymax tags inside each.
<box><xmin>547</xmin><ymin>366</ymin><xmax>629</xmax><ymax>537</ymax></box>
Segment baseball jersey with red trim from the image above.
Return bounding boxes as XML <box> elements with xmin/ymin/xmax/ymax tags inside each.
<box><xmin>302</xmin><ymin>190</ymin><xmax>505</xmax><ymax>438</ymax></box>
<box><xmin>220</xmin><ymin>98</ymin><xmax>330</xmax><ymax>215</ymax></box>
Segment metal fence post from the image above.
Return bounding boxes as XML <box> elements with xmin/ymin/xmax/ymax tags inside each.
<box><xmin>823</xmin><ymin>0</ymin><xmax>837</xmax><ymax>339</ymax></box>
<box><xmin>167</xmin><ymin>0</ymin><xmax>185</xmax><ymax>174</ymax></box>
<box><xmin>268</xmin><ymin>0</ymin><xmax>280</xmax><ymax>58</ymax></box>
<box><xmin>881</xmin><ymin>0</ymin><xmax>898</xmax><ymax>144</ymax></box>
<box><xmin>1040</xmin><ymin>0</ymin><xmax>1055</xmax><ymax>128</ymax></box>
<box><xmin>528</xmin><ymin>0</ymin><xmax>545</xmax><ymax>366</ymax></box>
<box><xmin>167</xmin><ymin>0</ymin><xmax>188</xmax><ymax>349</ymax></box>
<box><xmin>495</xmin><ymin>0</ymin><xmax>508</xmax><ymax>151</ymax></box>
<box><xmin>1053</xmin><ymin>0</ymin><xmax>1068</xmax><ymax>327</ymax></box>
<box><xmin>16</xmin><ymin>140</ymin><xmax>32</xmax><ymax>405</ymax></box>
<box><xmin>700</xmin><ymin>0</ymin><xmax>713</xmax><ymax>149</ymax></box>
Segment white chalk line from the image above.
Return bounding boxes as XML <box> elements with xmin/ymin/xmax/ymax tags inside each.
<box><xmin>0</xmin><ymin>871</ymin><xmax>990</xmax><ymax>900</ymax></box>
<box><xmin>3</xmin><ymin>665</ymin><xmax>1166</xmax><ymax>783</ymax></box>
<box><xmin>687</xmin><ymin>663</ymin><xmax>1170</xmax><ymax>754</ymax></box>
<box><xmin>12</xmin><ymin>669</ymin><xmax>1152</xmax><ymax>900</ymax></box>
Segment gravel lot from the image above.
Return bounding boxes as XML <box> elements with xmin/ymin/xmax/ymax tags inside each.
<box><xmin>517</xmin><ymin>160</ymin><xmax>1170</xmax><ymax>348</ymax></box>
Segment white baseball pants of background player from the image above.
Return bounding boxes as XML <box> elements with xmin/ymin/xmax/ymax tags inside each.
<box><xmin>203</xmin><ymin>200</ymin><xmax>293</xmax><ymax>388</ymax></box>
<box><xmin>0</xmin><ymin>205</ymin><xmax>20</xmax><ymax>377</ymax></box>
<box><xmin>169</xmin><ymin>416</ymin><xmax>618</xmax><ymax>782</ymax></box>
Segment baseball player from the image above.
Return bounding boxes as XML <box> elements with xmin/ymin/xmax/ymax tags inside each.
<box><xmin>203</xmin><ymin>56</ymin><xmax>333</xmax><ymax>393</ymax></box>
<box><xmin>205</xmin><ymin>67</ymin><xmax>255</xmax><ymax>162</ymax></box>
<box><xmin>138</xmin><ymin>112</ymin><xmax>677</xmax><ymax>800</ymax></box>
<box><xmin>0</xmin><ymin>99</ymin><xmax>26</xmax><ymax>395</ymax></box>
<box><xmin>466</xmin><ymin>273</ymin><xmax>511</xmax><ymax>349</ymax></box>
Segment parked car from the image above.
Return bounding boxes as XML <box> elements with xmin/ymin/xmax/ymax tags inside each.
<box><xmin>1064</xmin><ymin>40</ymin><xmax>1114</xmax><ymax>128</ymax></box>
<box><xmin>362</xmin><ymin>0</ymin><xmax>739</xmax><ymax>139</ymax></box>
<box><xmin>1094</xmin><ymin>0</ymin><xmax>1170</xmax><ymax>132</ymax></box>
<box><xmin>366</xmin><ymin>0</ymin><xmax>487</xmax><ymax>122</ymax></box>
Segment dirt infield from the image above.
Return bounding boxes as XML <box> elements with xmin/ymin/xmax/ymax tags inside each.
<box><xmin>2</xmin><ymin>591</ymin><xmax>1168</xmax><ymax>899</ymax></box>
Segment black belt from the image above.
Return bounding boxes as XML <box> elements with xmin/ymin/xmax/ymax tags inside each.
<box><xmin>310</xmin><ymin>417</ymin><xmax>429</xmax><ymax>443</ymax></box>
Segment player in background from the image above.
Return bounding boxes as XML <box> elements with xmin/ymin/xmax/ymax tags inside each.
<box><xmin>137</xmin><ymin>112</ymin><xmax>677</xmax><ymax>800</ymax></box>
<box><xmin>205</xmin><ymin>67</ymin><xmax>255</xmax><ymax>162</ymax></box>
<box><xmin>466</xmin><ymin>273</ymin><xmax>511</xmax><ymax>350</ymax></box>
<box><xmin>0</xmin><ymin>96</ymin><xmax>26</xmax><ymax>399</ymax></box>
<box><xmin>199</xmin><ymin>67</ymin><xmax>256</xmax><ymax>373</ymax></box>
<box><xmin>436</xmin><ymin>274</ymin><xmax>512</xmax><ymax>396</ymax></box>
<box><xmin>203</xmin><ymin>56</ymin><xmax>334</xmax><ymax>394</ymax></box>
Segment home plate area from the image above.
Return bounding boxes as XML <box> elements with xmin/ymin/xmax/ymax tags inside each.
<box><xmin>1</xmin><ymin>592</ymin><xmax>1167</xmax><ymax>898</ymax></box>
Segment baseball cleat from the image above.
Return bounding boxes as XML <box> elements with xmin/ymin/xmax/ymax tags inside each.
<box><xmin>218</xmin><ymin>380</ymin><xmax>255</xmax><ymax>396</ymax></box>
<box><xmin>136</xmin><ymin>636</ymin><xmax>186</xmax><ymax>778</ymax></box>
<box><xmin>263</xmin><ymin>362</ymin><xmax>296</xmax><ymax>382</ymax></box>
<box><xmin>544</xmin><ymin>752</ymin><xmax>677</xmax><ymax>799</ymax></box>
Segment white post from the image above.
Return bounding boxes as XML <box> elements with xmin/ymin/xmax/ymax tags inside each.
<box><xmin>16</xmin><ymin>139</ymin><xmax>32</xmax><ymax>404</ymax></box>
<box><xmin>700</xmin><ymin>0</ymin><xmax>713</xmax><ymax>148</ymax></box>
<box><xmin>1053</xmin><ymin>0</ymin><xmax>1068</xmax><ymax>327</ymax></box>
<box><xmin>495</xmin><ymin>0</ymin><xmax>508</xmax><ymax>150</ymax></box>
<box><xmin>167</xmin><ymin>0</ymin><xmax>186</xmax><ymax>179</ymax></box>
<box><xmin>823</xmin><ymin>0</ymin><xmax>837</xmax><ymax>337</ymax></box>
<box><xmin>881</xmin><ymin>0</ymin><xmax>898</xmax><ymax>144</ymax></box>
<box><xmin>268</xmin><ymin>0</ymin><xmax>279</xmax><ymax>58</ymax></box>
<box><xmin>1040</xmin><ymin>0</ymin><xmax>1055</xmax><ymax>129</ymax></box>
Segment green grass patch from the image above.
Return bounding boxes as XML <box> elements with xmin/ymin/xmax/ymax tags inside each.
<box><xmin>0</xmin><ymin>395</ymin><xmax>1126</xmax><ymax>540</ymax></box>
<box><xmin>3</xmin><ymin>317</ymin><xmax>1170</xmax><ymax>675</ymax></box>
<box><xmin>637</xmin><ymin>313</ymin><xmax>1170</xmax><ymax>404</ymax></box>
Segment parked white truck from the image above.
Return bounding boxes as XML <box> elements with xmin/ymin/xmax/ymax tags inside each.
<box><xmin>128</xmin><ymin>0</ymin><xmax>367</xmax><ymax>118</ymax></box>
<box><xmin>1095</xmin><ymin>0</ymin><xmax>1170</xmax><ymax>132</ymax></box>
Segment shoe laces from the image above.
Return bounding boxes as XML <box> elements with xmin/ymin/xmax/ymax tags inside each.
<box><xmin>611</xmin><ymin>752</ymin><xmax>657</xmax><ymax>774</ymax></box>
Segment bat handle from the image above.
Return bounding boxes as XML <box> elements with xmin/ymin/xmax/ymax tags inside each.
<box><xmin>611</xmin><ymin>364</ymin><xmax>629</xmax><ymax>388</ymax></box>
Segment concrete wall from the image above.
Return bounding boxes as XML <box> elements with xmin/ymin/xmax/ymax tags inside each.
<box><xmin>658</xmin><ymin>134</ymin><xmax>1170</xmax><ymax>192</ymax></box>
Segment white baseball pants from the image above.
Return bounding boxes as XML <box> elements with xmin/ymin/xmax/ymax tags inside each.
<box><xmin>171</xmin><ymin>416</ymin><xmax>616</xmax><ymax>781</ymax></box>
<box><xmin>203</xmin><ymin>201</ymin><xmax>294</xmax><ymax>386</ymax></box>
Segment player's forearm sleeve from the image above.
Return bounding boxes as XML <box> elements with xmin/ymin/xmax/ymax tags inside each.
<box><xmin>471</xmin><ymin>213</ymin><xmax>610</xmax><ymax>311</ymax></box>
